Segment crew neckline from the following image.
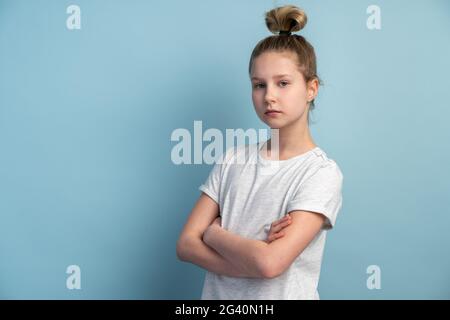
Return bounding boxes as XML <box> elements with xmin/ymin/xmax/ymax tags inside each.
<box><xmin>257</xmin><ymin>140</ymin><xmax>321</xmax><ymax>164</ymax></box>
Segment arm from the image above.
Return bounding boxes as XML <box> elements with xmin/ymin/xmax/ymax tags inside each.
<box><xmin>176</xmin><ymin>193</ymin><xmax>262</xmax><ymax>278</ymax></box>
<box><xmin>203</xmin><ymin>210</ymin><xmax>326</xmax><ymax>279</ymax></box>
<box><xmin>177</xmin><ymin>233</ymin><xmax>257</xmax><ymax>278</ymax></box>
<box><xmin>202</xmin><ymin>219</ymin><xmax>268</xmax><ymax>278</ymax></box>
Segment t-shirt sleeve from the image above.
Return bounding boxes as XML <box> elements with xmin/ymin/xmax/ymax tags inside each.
<box><xmin>286</xmin><ymin>161</ymin><xmax>344</xmax><ymax>230</ymax></box>
<box><xmin>198</xmin><ymin>146</ymin><xmax>234</xmax><ymax>205</ymax></box>
<box><xmin>198</xmin><ymin>160</ymin><xmax>222</xmax><ymax>204</ymax></box>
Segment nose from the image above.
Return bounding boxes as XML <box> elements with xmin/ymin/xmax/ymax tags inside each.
<box><xmin>264</xmin><ymin>84</ymin><xmax>276</xmax><ymax>105</ymax></box>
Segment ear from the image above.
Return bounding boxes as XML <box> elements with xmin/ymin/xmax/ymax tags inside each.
<box><xmin>307</xmin><ymin>78</ymin><xmax>319</xmax><ymax>102</ymax></box>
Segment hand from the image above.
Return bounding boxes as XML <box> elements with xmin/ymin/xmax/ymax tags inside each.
<box><xmin>266</xmin><ymin>214</ymin><xmax>292</xmax><ymax>243</ymax></box>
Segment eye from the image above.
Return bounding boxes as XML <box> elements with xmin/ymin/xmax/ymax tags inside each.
<box><xmin>279</xmin><ymin>81</ymin><xmax>289</xmax><ymax>87</ymax></box>
<box><xmin>253</xmin><ymin>83</ymin><xmax>265</xmax><ymax>89</ymax></box>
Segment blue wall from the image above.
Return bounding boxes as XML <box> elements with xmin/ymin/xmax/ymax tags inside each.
<box><xmin>0</xmin><ymin>0</ymin><xmax>449</xmax><ymax>299</ymax></box>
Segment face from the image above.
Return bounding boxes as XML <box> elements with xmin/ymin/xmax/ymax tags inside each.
<box><xmin>250</xmin><ymin>51</ymin><xmax>318</xmax><ymax>129</ymax></box>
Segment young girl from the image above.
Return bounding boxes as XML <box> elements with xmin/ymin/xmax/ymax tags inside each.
<box><xmin>176</xmin><ymin>5</ymin><xmax>343</xmax><ymax>300</ymax></box>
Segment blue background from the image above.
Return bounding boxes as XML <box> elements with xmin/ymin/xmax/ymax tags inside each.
<box><xmin>0</xmin><ymin>0</ymin><xmax>449</xmax><ymax>299</ymax></box>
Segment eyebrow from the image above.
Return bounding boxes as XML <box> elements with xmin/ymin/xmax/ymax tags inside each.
<box><xmin>251</xmin><ymin>74</ymin><xmax>292</xmax><ymax>81</ymax></box>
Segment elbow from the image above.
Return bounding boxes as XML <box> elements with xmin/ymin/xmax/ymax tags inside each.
<box><xmin>258</xmin><ymin>254</ymin><xmax>283</xmax><ymax>279</ymax></box>
<box><xmin>176</xmin><ymin>236</ymin><xmax>190</xmax><ymax>262</ymax></box>
<box><xmin>176</xmin><ymin>233</ymin><xmax>201</xmax><ymax>262</ymax></box>
<box><xmin>260</xmin><ymin>264</ymin><xmax>281</xmax><ymax>280</ymax></box>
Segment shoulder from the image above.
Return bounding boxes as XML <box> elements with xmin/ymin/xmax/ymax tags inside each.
<box><xmin>213</xmin><ymin>145</ymin><xmax>237</xmax><ymax>166</ymax></box>
<box><xmin>307</xmin><ymin>147</ymin><xmax>344</xmax><ymax>183</ymax></box>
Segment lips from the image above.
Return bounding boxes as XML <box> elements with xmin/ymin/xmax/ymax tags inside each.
<box><xmin>265</xmin><ymin>110</ymin><xmax>282</xmax><ymax>115</ymax></box>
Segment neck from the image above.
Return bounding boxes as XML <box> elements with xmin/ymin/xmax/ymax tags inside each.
<box><xmin>266</xmin><ymin>113</ymin><xmax>316</xmax><ymax>157</ymax></box>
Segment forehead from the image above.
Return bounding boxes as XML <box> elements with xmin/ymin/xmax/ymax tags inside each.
<box><xmin>251</xmin><ymin>51</ymin><xmax>300</xmax><ymax>79</ymax></box>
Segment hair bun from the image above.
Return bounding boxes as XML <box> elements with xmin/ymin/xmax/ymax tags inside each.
<box><xmin>265</xmin><ymin>5</ymin><xmax>307</xmax><ymax>35</ymax></box>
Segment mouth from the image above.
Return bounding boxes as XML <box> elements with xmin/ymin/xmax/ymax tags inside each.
<box><xmin>264</xmin><ymin>110</ymin><xmax>282</xmax><ymax>117</ymax></box>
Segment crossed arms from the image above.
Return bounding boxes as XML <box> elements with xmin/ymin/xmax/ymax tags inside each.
<box><xmin>176</xmin><ymin>192</ymin><xmax>326</xmax><ymax>279</ymax></box>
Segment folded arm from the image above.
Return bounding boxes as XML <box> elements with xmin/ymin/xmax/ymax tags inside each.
<box><xmin>202</xmin><ymin>220</ymin><xmax>269</xmax><ymax>277</ymax></box>
<box><xmin>177</xmin><ymin>230</ymin><xmax>260</xmax><ymax>278</ymax></box>
<box><xmin>203</xmin><ymin>210</ymin><xmax>326</xmax><ymax>279</ymax></box>
<box><xmin>176</xmin><ymin>193</ymin><xmax>263</xmax><ymax>278</ymax></box>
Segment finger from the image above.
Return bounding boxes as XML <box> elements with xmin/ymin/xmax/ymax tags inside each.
<box><xmin>268</xmin><ymin>230</ymin><xmax>285</xmax><ymax>240</ymax></box>
<box><xmin>271</xmin><ymin>215</ymin><xmax>290</xmax><ymax>228</ymax></box>
<box><xmin>268</xmin><ymin>232</ymin><xmax>285</xmax><ymax>243</ymax></box>
<box><xmin>271</xmin><ymin>219</ymin><xmax>291</xmax><ymax>233</ymax></box>
<box><xmin>271</xmin><ymin>219</ymin><xmax>283</xmax><ymax>228</ymax></box>
<box><xmin>267</xmin><ymin>234</ymin><xmax>277</xmax><ymax>243</ymax></box>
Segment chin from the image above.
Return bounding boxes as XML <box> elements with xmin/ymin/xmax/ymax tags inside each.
<box><xmin>264</xmin><ymin>121</ymin><xmax>284</xmax><ymax>129</ymax></box>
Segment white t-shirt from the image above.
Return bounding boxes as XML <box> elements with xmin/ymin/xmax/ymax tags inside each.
<box><xmin>198</xmin><ymin>141</ymin><xmax>344</xmax><ymax>300</ymax></box>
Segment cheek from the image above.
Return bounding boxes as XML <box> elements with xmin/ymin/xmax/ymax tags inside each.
<box><xmin>252</xmin><ymin>91</ymin><xmax>261</xmax><ymax>105</ymax></box>
<box><xmin>287</xmin><ymin>86</ymin><xmax>308</xmax><ymax>103</ymax></box>
<box><xmin>280</xmin><ymin>89</ymin><xmax>307</xmax><ymax>115</ymax></box>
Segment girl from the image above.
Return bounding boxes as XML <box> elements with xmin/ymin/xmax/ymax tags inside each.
<box><xmin>176</xmin><ymin>5</ymin><xmax>343</xmax><ymax>300</ymax></box>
